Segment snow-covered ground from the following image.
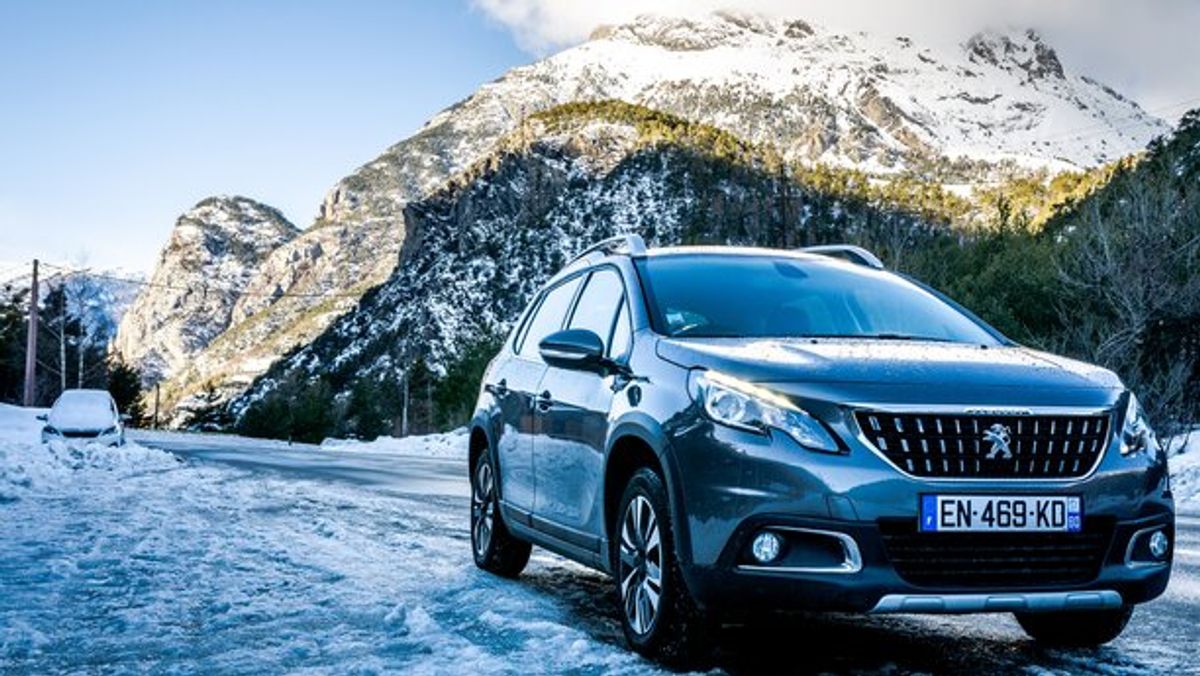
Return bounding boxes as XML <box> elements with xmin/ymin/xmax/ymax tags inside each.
<box><xmin>1168</xmin><ymin>432</ymin><xmax>1200</xmax><ymax>508</ymax></box>
<box><xmin>2</xmin><ymin>403</ymin><xmax>1199</xmax><ymax>674</ymax></box>
<box><xmin>0</xmin><ymin>405</ymin><xmax>648</xmax><ymax>674</ymax></box>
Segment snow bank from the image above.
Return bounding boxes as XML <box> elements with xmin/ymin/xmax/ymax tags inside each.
<box><xmin>0</xmin><ymin>404</ymin><xmax>179</xmax><ymax>502</ymax></box>
<box><xmin>1168</xmin><ymin>431</ymin><xmax>1200</xmax><ymax>512</ymax></box>
<box><xmin>0</xmin><ymin>403</ymin><xmax>47</xmax><ymax>439</ymax></box>
<box><xmin>320</xmin><ymin>428</ymin><xmax>469</xmax><ymax>459</ymax></box>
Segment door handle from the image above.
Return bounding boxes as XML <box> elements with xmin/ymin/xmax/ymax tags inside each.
<box><xmin>485</xmin><ymin>378</ymin><xmax>508</xmax><ymax>396</ymax></box>
<box><xmin>536</xmin><ymin>390</ymin><xmax>553</xmax><ymax>412</ymax></box>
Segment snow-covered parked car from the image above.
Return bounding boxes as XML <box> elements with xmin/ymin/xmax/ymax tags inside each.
<box><xmin>39</xmin><ymin>389</ymin><xmax>127</xmax><ymax>447</ymax></box>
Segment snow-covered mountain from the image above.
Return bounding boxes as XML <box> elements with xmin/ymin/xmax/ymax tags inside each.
<box><xmin>230</xmin><ymin>102</ymin><xmax>957</xmax><ymax>422</ymax></box>
<box><xmin>142</xmin><ymin>12</ymin><xmax>1169</xmax><ymax>422</ymax></box>
<box><xmin>2</xmin><ymin>264</ymin><xmax>142</xmax><ymax>351</ymax></box>
<box><xmin>113</xmin><ymin>196</ymin><xmax>298</xmax><ymax>386</ymax></box>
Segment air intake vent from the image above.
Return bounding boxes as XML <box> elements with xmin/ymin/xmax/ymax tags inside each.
<box><xmin>879</xmin><ymin>518</ymin><xmax>1113</xmax><ymax>589</ymax></box>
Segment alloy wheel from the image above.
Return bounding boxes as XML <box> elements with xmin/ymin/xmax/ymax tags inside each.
<box><xmin>472</xmin><ymin>460</ymin><xmax>495</xmax><ymax>558</ymax></box>
<box><xmin>618</xmin><ymin>494</ymin><xmax>663</xmax><ymax>636</ymax></box>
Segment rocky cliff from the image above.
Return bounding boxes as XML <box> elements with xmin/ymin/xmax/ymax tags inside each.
<box><xmin>113</xmin><ymin>196</ymin><xmax>298</xmax><ymax>386</ymax></box>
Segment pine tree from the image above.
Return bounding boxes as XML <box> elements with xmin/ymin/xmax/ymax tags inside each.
<box><xmin>0</xmin><ymin>285</ymin><xmax>26</xmax><ymax>404</ymax></box>
<box><xmin>107</xmin><ymin>358</ymin><xmax>146</xmax><ymax>426</ymax></box>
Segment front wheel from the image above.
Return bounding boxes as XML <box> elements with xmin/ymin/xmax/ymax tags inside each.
<box><xmin>1015</xmin><ymin>606</ymin><xmax>1134</xmax><ymax>647</ymax></box>
<box><xmin>471</xmin><ymin>450</ymin><xmax>530</xmax><ymax>578</ymax></box>
<box><xmin>615</xmin><ymin>468</ymin><xmax>709</xmax><ymax>667</ymax></box>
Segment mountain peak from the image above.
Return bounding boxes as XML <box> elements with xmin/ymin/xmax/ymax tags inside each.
<box><xmin>588</xmin><ymin>12</ymin><xmax>802</xmax><ymax>51</ymax></box>
<box><xmin>114</xmin><ymin>196</ymin><xmax>299</xmax><ymax>386</ymax></box>
<box><xmin>965</xmin><ymin>27</ymin><xmax>1065</xmax><ymax>81</ymax></box>
<box><xmin>182</xmin><ymin>195</ymin><xmax>299</xmax><ymax>239</ymax></box>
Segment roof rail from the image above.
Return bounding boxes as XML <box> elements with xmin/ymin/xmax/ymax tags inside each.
<box><xmin>799</xmin><ymin>244</ymin><xmax>885</xmax><ymax>270</ymax></box>
<box><xmin>570</xmin><ymin>234</ymin><xmax>647</xmax><ymax>264</ymax></box>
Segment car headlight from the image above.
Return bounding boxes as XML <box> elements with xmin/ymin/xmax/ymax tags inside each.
<box><xmin>690</xmin><ymin>370</ymin><xmax>840</xmax><ymax>453</ymax></box>
<box><xmin>102</xmin><ymin>426</ymin><xmax>118</xmax><ymax>436</ymax></box>
<box><xmin>1120</xmin><ymin>392</ymin><xmax>1157</xmax><ymax>456</ymax></box>
<box><xmin>42</xmin><ymin>425</ymin><xmax>60</xmax><ymax>437</ymax></box>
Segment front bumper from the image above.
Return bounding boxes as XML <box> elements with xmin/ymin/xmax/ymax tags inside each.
<box><xmin>42</xmin><ymin>430</ymin><xmax>125</xmax><ymax>447</ymax></box>
<box><xmin>682</xmin><ymin>512</ymin><xmax>1172</xmax><ymax>616</ymax></box>
<box><xmin>667</xmin><ymin>421</ymin><xmax>1174</xmax><ymax>616</ymax></box>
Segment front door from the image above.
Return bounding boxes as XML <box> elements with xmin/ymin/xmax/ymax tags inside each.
<box><xmin>498</xmin><ymin>273</ymin><xmax>585</xmax><ymax>515</ymax></box>
<box><xmin>534</xmin><ymin>267</ymin><xmax>630</xmax><ymax>539</ymax></box>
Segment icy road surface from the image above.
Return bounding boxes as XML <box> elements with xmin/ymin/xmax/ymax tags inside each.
<box><xmin>2</xmin><ymin>421</ymin><xmax>1198</xmax><ymax>673</ymax></box>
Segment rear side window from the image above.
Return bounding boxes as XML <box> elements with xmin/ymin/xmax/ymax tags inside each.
<box><xmin>567</xmin><ymin>268</ymin><xmax>625</xmax><ymax>346</ymax></box>
<box><xmin>517</xmin><ymin>276</ymin><xmax>584</xmax><ymax>359</ymax></box>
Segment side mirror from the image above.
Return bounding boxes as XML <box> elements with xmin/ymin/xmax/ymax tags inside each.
<box><xmin>539</xmin><ymin>329</ymin><xmax>605</xmax><ymax>371</ymax></box>
<box><xmin>36</xmin><ymin>414</ymin><xmax>48</xmax><ymax>422</ymax></box>
<box><xmin>120</xmin><ymin>414</ymin><xmax>132</xmax><ymax>423</ymax></box>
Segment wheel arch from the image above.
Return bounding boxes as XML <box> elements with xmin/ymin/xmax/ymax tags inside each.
<box><xmin>468</xmin><ymin>410</ymin><xmax>500</xmax><ymax>489</ymax></box>
<box><xmin>603</xmin><ymin>414</ymin><xmax>689</xmax><ymax>570</ymax></box>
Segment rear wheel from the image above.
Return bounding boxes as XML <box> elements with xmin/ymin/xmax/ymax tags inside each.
<box><xmin>471</xmin><ymin>450</ymin><xmax>530</xmax><ymax>578</ymax></box>
<box><xmin>615</xmin><ymin>468</ymin><xmax>709</xmax><ymax>667</ymax></box>
<box><xmin>1015</xmin><ymin>606</ymin><xmax>1134</xmax><ymax>647</ymax></box>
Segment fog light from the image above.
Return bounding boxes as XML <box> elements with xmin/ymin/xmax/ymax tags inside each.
<box><xmin>751</xmin><ymin>531</ymin><xmax>782</xmax><ymax>564</ymax></box>
<box><xmin>1149</xmin><ymin>530</ymin><xmax>1169</xmax><ymax>559</ymax></box>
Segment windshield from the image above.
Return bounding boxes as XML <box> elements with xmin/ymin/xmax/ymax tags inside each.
<box><xmin>48</xmin><ymin>390</ymin><xmax>117</xmax><ymax>430</ymax></box>
<box><xmin>635</xmin><ymin>254</ymin><xmax>1001</xmax><ymax>344</ymax></box>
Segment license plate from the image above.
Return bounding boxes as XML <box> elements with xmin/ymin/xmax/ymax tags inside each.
<box><xmin>920</xmin><ymin>495</ymin><xmax>1082</xmax><ymax>532</ymax></box>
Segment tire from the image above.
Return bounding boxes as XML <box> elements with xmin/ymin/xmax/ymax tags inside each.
<box><xmin>471</xmin><ymin>449</ymin><xmax>531</xmax><ymax>578</ymax></box>
<box><xmin>614</xmin><ymin>467</ymin><xmax>709</xmax><ymax>667</ymax></box>
<box><xmin>1015</xmin><ymin>606</ymin><xmax>1134</xmax><ymax>647</ymax></box>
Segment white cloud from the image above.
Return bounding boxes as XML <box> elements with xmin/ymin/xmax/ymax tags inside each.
<box><xmin>473</xmin><ymin>0</ymin><xmax>1200</xmax><ymax>117</ymax></box>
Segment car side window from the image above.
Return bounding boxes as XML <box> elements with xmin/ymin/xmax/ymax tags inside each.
<box><xmin>567</xmin><ymin>268</ymin><xmax>625</xmax><ymax>346</ymax></box>
<box><xmin>517</xmin><ymin>275</ymin><xmax>584</xmax><ymax>360</ymax></box>
<box><xmin>607</xmin><ymin>297</ymin><xmax>632</xmax><ymax>360</ymax></box>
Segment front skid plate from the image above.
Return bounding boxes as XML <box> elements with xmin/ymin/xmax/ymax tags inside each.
<box><xmin>869</xmin><ymin>590</ymin><xmax>1123</xmax><ymax>614</ymax></box>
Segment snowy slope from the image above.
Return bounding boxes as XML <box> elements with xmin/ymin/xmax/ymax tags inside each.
<box><xmin>534</xmin><ymin>16</ymin><xmax>1165</xmax><ymax>172</ymax></box>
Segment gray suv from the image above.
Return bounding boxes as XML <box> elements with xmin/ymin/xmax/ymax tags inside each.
<box><xmin>468</xmin><ymin>235</ymin><xmax>1173</xmax><ymax>665</ymax></box>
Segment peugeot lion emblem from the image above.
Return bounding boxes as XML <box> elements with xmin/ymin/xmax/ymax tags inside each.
<box><xmin>983</xmin><ymin>423</ymin><xmax>1013</xmax><ymax>460</ymax></box>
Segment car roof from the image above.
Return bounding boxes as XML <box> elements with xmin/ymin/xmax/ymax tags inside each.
<box><xmin>546</xmin><ymin>241</ymin><xmax>880</xmax><ymax>288</ymax></box>
<box><xmin>642</xmin><ymin>245</ymin><xmax>840</xmax><ymax>262</ymax></box>
<box><xmin>56</xmin><ymin>389</ymin><xmax>113</xmax><ymax>401</ymax></box>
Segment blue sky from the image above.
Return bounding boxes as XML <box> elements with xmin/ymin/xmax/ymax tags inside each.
<box><xmin>0</xmin><ymin>1</ymin><xmax>528</xmax><ymax>272</ymax></box>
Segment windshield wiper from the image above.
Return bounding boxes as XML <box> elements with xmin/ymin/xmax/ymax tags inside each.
<box><xmin>800</xmin><ymin>333</ymin><xmax>958</xmax><ymax>343</ymax></box>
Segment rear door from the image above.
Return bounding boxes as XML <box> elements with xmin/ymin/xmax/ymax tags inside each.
<box><xmin>494</xmin><ymin>274</ymin><xmax>585</xmax><ymax>515</ymax></box>
<box><xmin>533</xmin><ymin>267</ymin><xmax>631</xmax><ymax>542</ymax></box>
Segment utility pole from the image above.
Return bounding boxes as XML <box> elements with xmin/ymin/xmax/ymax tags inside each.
<box><xmin>59</xmin><ymin>282</ymin><xmax>67</xmax><ymax>394</ymax></box>
<box><xmin>76</xmin><ymin>275</ymin><xmax>86</xmax><ymax>389</ymax></box>
<box><xmin>22</xmin><ymin>259</ymin><xmax>38</xmax><ymax>407</ymax></box>
<box><xmin>400</xmin><ymin>373</ymin><xmax>409</xmax><ymax>437</ymax></box>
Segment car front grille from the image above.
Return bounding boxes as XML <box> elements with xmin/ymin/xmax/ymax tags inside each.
<box><xmin>854</xmin><ymin>411</ymin><xmax>1111</xmax><ymax>479</ymax></box>
<box><xmin>61</xmin><ymin>430</ymin><xmax>101</xmax><ymax>439</ymax></box>
<box><xmin>879</xmin><ymin>519</ymin><xmax>1113</xmax><ymax>589</ymax></box>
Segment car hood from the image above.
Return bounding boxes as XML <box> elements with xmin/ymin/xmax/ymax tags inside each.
<box><xmin>656</xmin><ymin>337</ymin><xmax>1123</xmax><ymax>408</ymax></box>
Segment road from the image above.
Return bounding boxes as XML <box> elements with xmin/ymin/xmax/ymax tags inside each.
<box><xmin>136</xmin><ymin>430</ymin><xmax>468</xmax><ymax>497</ymax></box>
<box><xmin>125</xmin><ymin>431</ymin><xmax>1200</xmax><ymax>675</ymax></box>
